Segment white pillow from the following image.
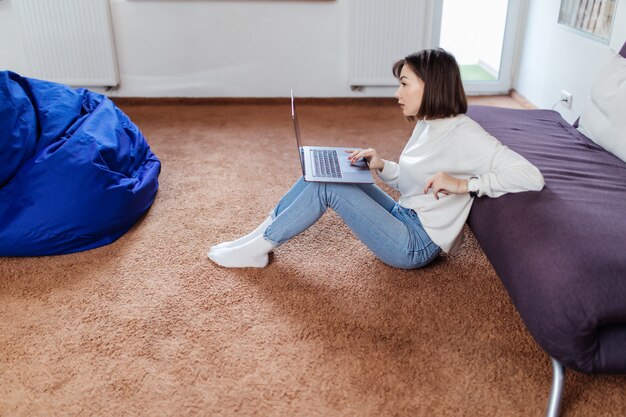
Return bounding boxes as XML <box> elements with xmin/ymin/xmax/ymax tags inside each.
<box><xmin>577</xmin><ymin>49</ymin><xmax>626</xmax><ymax>163</ymax></box>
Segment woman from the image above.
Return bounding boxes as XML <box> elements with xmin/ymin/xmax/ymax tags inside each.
<box><xmin>208</xmin><ymin>48</ymin><xmax>544</xmax><ymax>269</ymax></box>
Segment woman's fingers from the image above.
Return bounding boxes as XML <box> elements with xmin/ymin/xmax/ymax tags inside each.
<box><xmin>347</xmin><ymin>152</ymin><xmax>361</xmax><ymax>164</ymax></box>
<box><xmin>423</xmin><ymin>178</ymin><xmax>433</xmax><ymax>195</ymax></box>
<box><xmin>345</xmin><ymin>148</ymin><xmax>384</xmax><ymax>170</ymax></box>
<box><xmin>345</xmin><ymin>149</ymin><xmax>361</xmax><ymax>161</ymax></box>
<box><xmin>425</xmin><ymin>173</ymin><xmax>462</xmax><ymax>199</ymax></box>
<box><xmin>425</xmin><ymin>174</ymin><xmax>443</xmax><ymax>199</ymax></box>
<box><xmin>346</xmin><ymin>148</ymin><xmax>376</xmax><ymax>164</ymax></box>
<box><xmin>433</xmin><ymin>188</ymin><xmax>450</xmax><ymax>200</ymax></box>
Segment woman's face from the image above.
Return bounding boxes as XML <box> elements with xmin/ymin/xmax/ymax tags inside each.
<box><xmin>394</xmin><ymin>65</ymin><xmax>425</xmax><ymax>117</ymax></box>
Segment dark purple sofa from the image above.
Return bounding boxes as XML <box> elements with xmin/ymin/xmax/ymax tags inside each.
<box><xmin>466</xmin><ymin>42</ymin><xmax>626</xmax><ymax>416</ymax></box>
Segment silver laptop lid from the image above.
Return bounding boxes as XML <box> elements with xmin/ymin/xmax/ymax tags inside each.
<box><xmin>290</xmin><ymin>89</ymin><xmax>306</xmax><ymax>177</ymax></box>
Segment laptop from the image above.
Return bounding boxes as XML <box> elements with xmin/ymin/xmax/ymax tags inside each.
<box><xmin>290</xmin><ymin>90</ymin><xmax>374</xmax><ymax>184</ymax></box>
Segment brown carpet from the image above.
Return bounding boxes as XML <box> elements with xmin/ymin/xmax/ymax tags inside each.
<box><xmin>1</xmin><ymin>97</ymin><xmax>624</xmax><ymax>416</ymax></box>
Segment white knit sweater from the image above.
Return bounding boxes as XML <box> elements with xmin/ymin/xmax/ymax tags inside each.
<box><xmin>377</xmin><ymin>114</ymin><xmax>544</xmax><ymax>253</ymax></box>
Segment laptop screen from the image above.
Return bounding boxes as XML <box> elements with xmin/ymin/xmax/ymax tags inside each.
<box><xmin>290</xmin><ymin>89</ymin><xmax>306</xmax><ymax>177</ymax></box>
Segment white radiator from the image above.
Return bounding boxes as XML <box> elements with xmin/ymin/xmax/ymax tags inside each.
<box><xmin>349</xmin><ymin>0</ymin><xmax>438</xmax><ymax>88</ymax></box>
<box><xmin>15</xmin><ymin>0</ymin><xmax>119</xmax><ymax>87</ymax></box>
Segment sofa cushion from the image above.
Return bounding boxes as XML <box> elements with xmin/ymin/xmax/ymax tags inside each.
<box><xmin>577</xmin><ymin>49</ymin><xmax>626</xmax><ymax>163</ymax></box>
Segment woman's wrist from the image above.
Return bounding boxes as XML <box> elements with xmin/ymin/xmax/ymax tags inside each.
<box><xmin>458</xmin><ymin>178</ymin><xmax>468</xmax><ymax>194</ymax></box>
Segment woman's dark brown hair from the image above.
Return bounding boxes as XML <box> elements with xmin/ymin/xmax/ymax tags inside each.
<box><xmin>392</xmin><ymin>48</ymin><xmax>467</xmax><ymax>121</ymax></box>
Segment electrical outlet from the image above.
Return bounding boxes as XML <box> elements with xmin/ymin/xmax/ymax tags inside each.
<box><xmin>560</xmin><ymin>90</ymin><xmax>573</xmax><ymax>109</ymax></box>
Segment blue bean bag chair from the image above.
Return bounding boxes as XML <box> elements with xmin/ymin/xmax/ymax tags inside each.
<box><xmin>0</xmin><ymin>71</ymin><xmax>161</xmax><ymax>256</ymax></box>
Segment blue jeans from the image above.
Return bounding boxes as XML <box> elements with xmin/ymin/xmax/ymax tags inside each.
<box><xmin>264</xmin><ymin>177</ymin><xmax>441</xmax><ymax>269</ymax></box>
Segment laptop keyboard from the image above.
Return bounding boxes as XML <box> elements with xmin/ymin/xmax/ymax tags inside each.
<box><xmin>312</xmin><ymin>149</ymin><xmax>342</xmax><ymax>178</ymax></box>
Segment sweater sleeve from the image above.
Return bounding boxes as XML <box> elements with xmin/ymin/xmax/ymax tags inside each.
<box><xmin>376</xmin><ymin>159</ymin><xmax>400</xmax><ymax>190</ymax></box>
<box><xmin>475</xmin><ymin>143</ymin><xmax>545</xmax><ymax>198</ymax></box>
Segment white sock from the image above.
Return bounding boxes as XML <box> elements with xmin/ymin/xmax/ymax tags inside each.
<box><xmin>210</xmin><ymin>216</ymin><xmax>273</xmax><ymax>253</ymax></box>
<box><xmin>208</xmin><ymin>234</ymin><xmax>276</xmax><ymax>268</ymax></box>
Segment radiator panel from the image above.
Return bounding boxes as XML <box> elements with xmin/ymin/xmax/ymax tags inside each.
<box><xmin>349</xmin><ymin>0</ymin><xmax>435</xmax><ymax>87</ymax></box>
<box><xmin>15</xmin><ymin>0</ymin><xmax>119</xmax><ymax>87</ymax></box>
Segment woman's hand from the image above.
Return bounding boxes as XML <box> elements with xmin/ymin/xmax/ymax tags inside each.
<box><xmin>423</xmin><ymin>172</ymin><xmax>468</xmax><ymax>200</ymax></box>
<box><xmin>346</xmin><ymin>148</ymin><xmax>384</xmax><ymax>171</ymax></box>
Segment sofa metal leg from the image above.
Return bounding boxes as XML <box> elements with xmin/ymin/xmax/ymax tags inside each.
<box><xmin>546</xmin><ymin>357</ymin><xmax>566</xmax><ymax>417</ymax></box>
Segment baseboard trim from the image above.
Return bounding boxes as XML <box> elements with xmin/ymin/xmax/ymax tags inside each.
<box><xmin>509</xmin><ymin>90</ymin><xmax>537</xmax><ymax>109</ymax></box>
<box><xmin>110</xmin><ymin>97</ymin><xmax>398</xmax><ymax>106</ymax></box>
<box><xmin>110</xmin><ymin>94</ymin><xmax>531</xmax><ymax>109</ymax></box>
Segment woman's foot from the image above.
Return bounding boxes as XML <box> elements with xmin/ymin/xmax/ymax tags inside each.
<box><xmin>208</xmin><ymin>234</ymin><xmax>275</xmax><ymax>268</ymax></box>
<box><xmin>209</xmin><ymin>216</ymin><xmax>273</xmax><ymax>252</ymax></box>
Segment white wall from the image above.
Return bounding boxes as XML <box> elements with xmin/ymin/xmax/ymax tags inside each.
<box><xmin>1</xmin><ymin>0</ymin><xmax>422</xmax><ymax>98</ymax></box>
<box><xmin>5</xmin><ymin>0</ymin><xmax>625</xmax><ymax>104</ymax></box>
<box><xmin>515</xmin><ymin>0</ymin><xmax>626</xmax><ymax>123</ymax></box>
<box><xmin>107</xmin><ymin>0</ymin><xmax>357</xmax><ymax>97</ymax></box>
